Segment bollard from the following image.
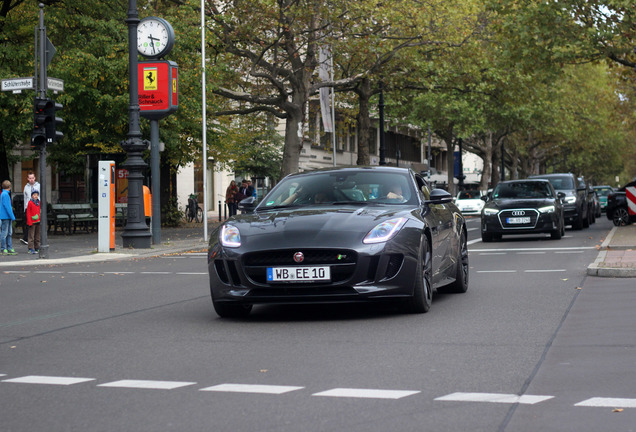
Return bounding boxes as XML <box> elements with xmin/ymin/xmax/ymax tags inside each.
<box><xmin>218</xmin><ymin>200</ymin><xmax>222</xmax><ymax>221</ymax></box>
<box><xmin>224</xmin><ymin>202</ymin><xmax>227</xmax><ymax>220</ymax></box>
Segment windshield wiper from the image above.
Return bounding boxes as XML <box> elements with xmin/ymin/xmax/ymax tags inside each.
<box><xmin>331</xmin><ymin>201</ymin><xmax>371</xmax><ymax>205</ymax></box>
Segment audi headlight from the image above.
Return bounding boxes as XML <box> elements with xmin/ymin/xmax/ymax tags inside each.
<box><xmin>483</xmin><ymin>208</ymin><xmax>499</xmax><ymax>216</ymax></box>
<box><xmin>363</xmin><ymin>217</ymin><xmax>407</xmax><ymax>244</ymax></box>
<box><xmin>564</xmin><ymin>196</ymin><xmax>576</xmax><ymax>204</ymax></box>
<box><xmin>538</xmin><ymin>205</ymin><xmax>555</xmax><ymax>214</ymax></box>
<box><xmin>220</xmin><ymin>225</ymin><xmax>241</xmax><ymax>247</ymax></box>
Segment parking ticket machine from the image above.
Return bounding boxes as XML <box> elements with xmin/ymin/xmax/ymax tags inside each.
<box><xmin>98</xmin><ymin>161</ymin><xmax>116</xmax><ymax>252</ymax></box>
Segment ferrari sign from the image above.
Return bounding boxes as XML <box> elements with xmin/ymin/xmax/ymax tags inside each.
<box><xmin>138</xmin><ymin>60</ymin><xmax>178</xmax><ymax>120</ymax></box>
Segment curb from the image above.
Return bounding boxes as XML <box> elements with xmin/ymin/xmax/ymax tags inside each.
<box><xmin>587</xmin><ymin>226</ymin><xmax>636</xmax><ymax>277</ymax></box>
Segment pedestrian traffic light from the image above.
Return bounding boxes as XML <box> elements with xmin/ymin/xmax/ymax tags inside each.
<box><xmin>44</xmin><ymin>98</ymin><xmax>64</xmax><ymax>143</ymax></box>
<box><xmin>32</xmin><ymin>98</ymin><xmax>49</xmax><ymax>148</ymax></box>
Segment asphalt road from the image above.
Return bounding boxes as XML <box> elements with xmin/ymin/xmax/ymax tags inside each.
<box><xmin>1</xmin><ymin>216</ymin><xmax>634</xmax><ymax>432</ymax></box>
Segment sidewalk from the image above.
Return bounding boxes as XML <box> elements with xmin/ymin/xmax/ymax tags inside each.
<box><xmin>0</xmin><ymin>213</ymin><xmax>223</xmax><ymax>268</ymax></box>
<box><xmin>587</xmin><ymin>223</ymin><xmax>636</xmax><ymax>277</ymax></box>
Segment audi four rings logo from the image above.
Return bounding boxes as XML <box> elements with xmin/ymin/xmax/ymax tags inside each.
<box><xmin>511</xmin><ymin>210</ymin><xmax>526</xmax><ymax>216</ymax></box>
<box><xmin>293</xmin><ymin>252</ymin><xmax>304</xmax><ymax>263</ymax></box>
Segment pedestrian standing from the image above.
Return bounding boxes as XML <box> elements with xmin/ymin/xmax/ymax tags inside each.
<box><xmin>1</xmin><ymin>180</ymin><xmax>17</xmax><ymax>255</ymax></box>
<box><xmin>26</xmin><ymin>189</ymin><xmax>41</xmax><ymax>254</ymax></box>
<box><xmin>22</xmin><ymin>172</ymin><xmax>40</xmax><ymax>246</ymax></box>
<box><xmin>225</xmin><ymin>180</ymin><xmax>238</xmax><ymax>217</ymax></box>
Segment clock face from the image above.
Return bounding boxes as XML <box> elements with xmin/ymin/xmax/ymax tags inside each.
<box><xmin>137</xmin><ymin>17</ymin><xmax>174</xmax><ymax>58</ymax></box>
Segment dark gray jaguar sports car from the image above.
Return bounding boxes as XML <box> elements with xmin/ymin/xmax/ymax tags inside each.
<box><xmin>208</xmin><ymin>167</ymin><xmax>469</xmax><ymax>318</ymax></box>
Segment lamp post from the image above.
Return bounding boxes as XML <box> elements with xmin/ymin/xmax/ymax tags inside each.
<box><xmin>121</xmin><ymin>0</ymin><xmax>151</xmax><ymax>248</ymax></box>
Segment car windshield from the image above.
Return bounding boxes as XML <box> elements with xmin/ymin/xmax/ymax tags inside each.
<box><xmin>258</xmin><ymin>171</ymin><xmax>417</xmax><ymax>209</ymax></box>
<box><xmin>542</xmin><ymin>176</ymin><xmax>574</xmax><ymax>190</ymax></box>
<box><xmin>457</xmin><ymin>190</ymin><xmax>481</xmax><ymax>200</ymax></box>
<box><xmin>493</xmin><ymin>182</ymin><xmax>554</xmax><ymax>199</ymax></box>
<box><xmin>595</xmin><ymin>187</ymin><xmax>612</xmax><ymax>197</ymax></box>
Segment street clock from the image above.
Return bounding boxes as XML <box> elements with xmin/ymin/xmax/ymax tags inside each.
<box><xmin>137</xmin><ymin>17</ymin><xmax>175</xmax><ymax>59</ymax></box>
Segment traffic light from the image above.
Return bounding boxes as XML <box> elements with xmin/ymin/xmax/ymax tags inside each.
<box><xmin>31</xmin><ymin>98</ymin><xmax>49</xmax><ymax>148</ymax></box>
<box><xmin>44</xmin><ymin>98</ymin><xmax>64</xmax><ymax>143</ymax></box>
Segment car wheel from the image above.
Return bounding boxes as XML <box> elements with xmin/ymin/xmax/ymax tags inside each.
<box><xmin>405</xmin><ymin>238</ymin><xmax>432</xmax><ymax>313</ymax></box>
<box><xmin>583</xmin><ymin>210</ymin><xmax>590</xmax><ymax>228</ymax></box>
<box><xmin>573</xmin><ymin>215</ymin><xmax>584</xmax><ymax>230</ymax></box>
<box><xmin>481</xmin><ymin>232</ymin><xmax>493</xmax><ymax>242</ymax></box>
<box><xmin>612</xmin><ymin>207</ymin><xmax>631</xmax><ymax>226</ymax></box>
<box><xmin>445</xmin><ymin>230</ymin><xmax>469</xmax><ymax>293</ymax></box>
<box><xmin>551</xmin><ymin>227</ymin><xmax>562</xmax><ymax>240</ymax></box>
<box><xmin>213</xmin><ymin>300</ymin><xmax>253</xmax><ymax>318</ymax></box>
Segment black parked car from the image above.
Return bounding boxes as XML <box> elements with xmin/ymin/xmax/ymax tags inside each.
<box><xmin>481</xmin><ymin>179</ymin><xmax>565</xmax><ymax>242</ymax></box>
<box><xmin>606</xmin><ymin>181</ymin><xmax>636</xmax><ymax>226</ymax></box>
<box><xmin>208</xmin><ymin>167</ymin><xmax>469</xmax><ymax>317</ymax></box>
<box><xmin>529</xmin><ymin>173</ymin><xmax>589</xmax><ymax>229</ymax></box>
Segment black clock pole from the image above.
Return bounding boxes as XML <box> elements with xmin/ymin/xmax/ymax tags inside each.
<box><xmin>121</xmin><ymin>0</ymin><xmax>152</xmax><ymax>248</ymax></box>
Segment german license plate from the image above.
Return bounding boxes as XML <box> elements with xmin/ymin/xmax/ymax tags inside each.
<box><xmin>267</xmin><ymin>266</ymin><xmax>331</xmax><ymax>282</ymax></box>
<box><xmin>507</xmin><ymin>217</ymin><xmax>531</xmax><ymax>224</ymax></box>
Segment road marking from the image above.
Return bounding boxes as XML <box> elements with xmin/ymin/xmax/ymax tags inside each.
<box><xmin>98</xmin><ymin>380</ymin><xmax>196</xmax><ymax>390</ymax></box>
<box><xmin>0</xmin><ymin>374</ymin><xmax>6</xmax><ymax>377</ymax></box>
<box><xmin>3</xmin><ymin>271</ymin><xmax>30</xmax><ymax>274</ymax></box>
<box><xmin>2</xmin><ymin>375</ymin><xmax>95</xmax><ymax>385</ymax></box>
<box><xmin>476</xmin><ymin>270</ymin><xmax>517</xmax><ymax>273</ymax></box>
<box><xmin>68</xmin><ymin>271</ymin><xmax>97</xmax><ymax>274</ymax></box>
<box><xmin>103</xmin><ymin>271</ymin><xmax>136</xmax><ymax>274</ymax></box>
<box><xmin>467</xmin><ymin>227</ymin><xmax>479</xmax><ymax>232</ymax></box>
<box><xmin>200</xmin><ymin>384</ymin><xmax>304</xmax><ymax>394</ymax></box>
<box><xmin>313</xmin><ymin>388</ymin><xmax>420</xmax><ymax>399</ymax></box>
<box><xmin>140</xmin><ymin>272</ymin><xmax>172</xmax><ymax>275</ymax></box>
<box><xmin>34</xmin><ymin>271</ymin><xmax>63</xmax><ymax>274</ymax></box>
<box><xmin>176</xmin><ymin>272</ymin><xmax>207</xmax><ymax>275</ymax></box>
<box><xmin>555</xmin><ymin>250</ymin><xmax>584</xmax><ymax>254</ymax></box>
<box><xmin>470</xmin><ymin>247</ymin><xmax>596</xmax><ymax>252</ymax></box>
<box><xmin>476</xmin><ymin>252</ymin><xmax>506</xmax><ymax>255</ymax></box>
<box><xmin>467</xmin><ymin>239</ymin><xmax>482</xmax><ymax>246</ymax></box>
<box><xmin>524</xmin><ymin>269</ymin><xmax>566</xmax><ymax>273</ymax></box>
<box><xmin>575</xmin><ymin>397</ymin><xmax>636</xmax><ymax>408</ymax></box>
<box><xmin>517</xmin><ymin>252</ymin><xmax>546</xmax><ymax>255</ymax></box>
<box><xmin>435</xmin><ymin>392</ymin><xmax>553</xmax><ymax>405</ymax></box>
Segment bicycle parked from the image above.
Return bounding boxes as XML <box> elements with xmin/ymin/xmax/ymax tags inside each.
<box><xmin>185</xmin><ymin>193</ymin><xmax>203</xmax><ymax>223</ymax></box>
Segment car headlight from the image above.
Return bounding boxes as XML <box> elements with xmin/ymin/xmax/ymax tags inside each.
<box><xmin>538</xmin><ymin>205</ymin><xmax>555</xmax><ymax>214</ymax></box>
<box><xmin>363</xmin><ymin>217</ymin><xmax>407</xmax><ymax>244</ymax></box>
<box><xmin>220</xmin><ymin>225</ymin><xmax>241</xmax><ymax>247</ymax></box>
<box><xmin>564</xmin><ymin>196</ymin><xmax>576</xmax><ymax>204</ymax></box>
<box><xmin>483</xmin><ymin>208</ymin><xmax>499</xmax><ymax>215</ymax></box>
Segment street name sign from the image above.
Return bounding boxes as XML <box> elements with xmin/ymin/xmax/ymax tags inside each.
<box><xmin>47</xmin><ymin>77</ymin><xmax>64</xmax><ymax>92</ymax></box>
<box><xmin>1</xmin><ymin>77</ymin><xmax>34</xmax><ymax>93</ymax></box>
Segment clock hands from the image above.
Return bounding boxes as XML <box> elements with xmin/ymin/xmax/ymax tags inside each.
<box><xmin>147</xmin><ymin>34</ymin><xmax>160</xmax><ymax>54</ymax></box>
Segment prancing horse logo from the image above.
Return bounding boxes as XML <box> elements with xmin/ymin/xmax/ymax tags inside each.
<box><xmin>293</xmin><ymin>252</ymin><xmax>304</xmax><ymax>263</ymax></box>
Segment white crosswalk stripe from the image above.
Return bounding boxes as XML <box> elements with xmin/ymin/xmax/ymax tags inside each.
<box><xmin>200</xmin><ymin>384</ymin><xmax>303</xmax><ymax>394</ymax></box>
<box><xmin>313</xmin><ymin>388</ymin><xmax>420</xmax><ymax>399</ymax></box>
<box><xmin>2</xmin><ymin>375</ymin><xmax>94</xmax><ymax>385</ymax></box>
<box><xmin>435</xmin><ymin>392</ymin><xmax>554</xmax><ymax>405</ymax></box>
<box><xmin>98</xmin><ymin>380</ymin><xmax>196</xmax><ymax>390</ymax></box>
<box><xmin>575</xmin><ymin>397</ymin><xmax>636</xmax><ymax>408</ymax></box>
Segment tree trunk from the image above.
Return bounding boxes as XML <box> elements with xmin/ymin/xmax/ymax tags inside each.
<box><xmin>0</xmin><ymin>131</ymin><xmax>11</xmax><ymax>183</ymax></box>
<box><xmin>492</xmin><ymin>137</ymin><xmax>501</xmax><ymax>186</ymax></box>
<box><xmin>356</xmin><ymin>78</ymin><xmax>372</xmax><ymax>166</ymax></box>
<box><xmin>480</xmin><ymin>132</ymin><xmax>492</xmax><ymax>190</ymax></box>
<box><xmin>280</xmin><ymin>105</ymin><xmax>304</xmax><ymax>179</ymax></box>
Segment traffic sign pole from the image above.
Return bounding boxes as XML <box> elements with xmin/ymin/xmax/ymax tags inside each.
<box><xmin>37</xmin><ymin>4</ymin><xmax>49</xmax><ymax>259</ymax></box>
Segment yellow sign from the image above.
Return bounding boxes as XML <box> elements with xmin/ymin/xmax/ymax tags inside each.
<box><xmin>143</xmin><ymin>68</ymin><xmax>158</xmax><ymax>91</ymax></box>
<box><xmin>172</xmin><ymin>78</ymin><xmax>177</xmax><ymax>93</ymax></box>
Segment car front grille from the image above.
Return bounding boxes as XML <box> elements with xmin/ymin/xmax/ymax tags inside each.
<box><xmin>242</xmin><ymin>249</ymin><xmax>358</xmax><ymax>285</ymax></box>
<box><xmin>498</xmin><ymin>209</ymin><xmax>540</xmax><ymax>229</ymax></box>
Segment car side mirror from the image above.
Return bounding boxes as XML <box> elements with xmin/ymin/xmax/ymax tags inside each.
<box><xmin>557</xmin><ymin>192</ymin><xmax>566</xmax><ymax>202</ymax></box>
<box><xmin>426</xmin><ymin>188</ymin><xmax>453</xmax><ymax>204</ymax></box>
<box><xmin>238</xmin><ymin>196</ymin><xmax>257</xmax><ymax>212</ymax></box>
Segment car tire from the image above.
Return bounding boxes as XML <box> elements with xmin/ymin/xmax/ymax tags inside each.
<box><xmin>612</xmin><ymin>207</ymin><xmax>631</xmax><ymax>226</ymax></box>
<box><xmin>573</xmin><ymin>215</ymin><xmax>584</xmax><ymax>230</ymax></box>
<box><xmin>583</xmin><ymin>210</ymin><xmax>590</xmax><ymax>228</ymax></box>
<box><xmin>481</xmin><ymin>232</ymin><xmax>493</xmax><ymax>242</ymax></box>
<box><xmin>444</xmin><ymin>230</ymin><xmax>469</xmax><ymax>293</ymax></box>
<box><xmin>405</xmin><ymin>238</ymin><xmax>432</xmax><ymax>313</ymax></box>
<box><xmin>213</xmin><ymin>300</ymin><xmax>253</xmax><ymax>318</ymax></box>
<box><xmin>551</xmin><ymin>227</ymin><xmax>562</xmax><ymax>240</ymax></box>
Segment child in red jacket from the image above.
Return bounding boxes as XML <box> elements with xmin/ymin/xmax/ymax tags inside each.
<box><xmin>26</xmin><ymin>189</ymin><xmax>41</xmax><ymax>254</ymax></box>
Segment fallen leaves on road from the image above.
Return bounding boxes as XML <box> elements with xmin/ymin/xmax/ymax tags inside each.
<box><xmin>613</xmin><ymin>408</ymin><xmax>624</xmax><ymax>413</ymax></box>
